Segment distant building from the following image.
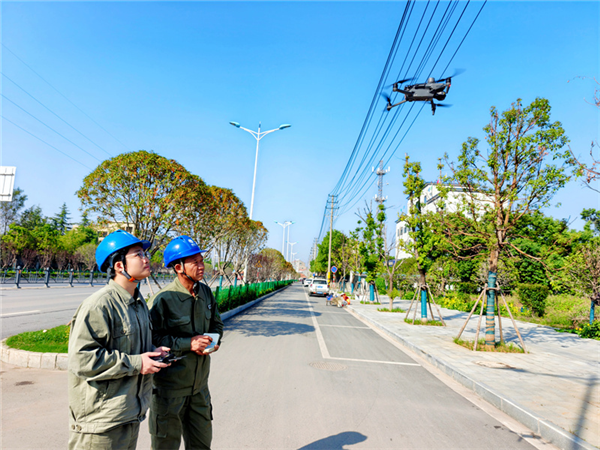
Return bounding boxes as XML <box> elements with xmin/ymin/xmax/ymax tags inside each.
<box><xmin>395</xmin><ymin>182</ymin><xmax>490</xmax><ymax>259</ymax></box>
<box><xmin>96</xmin><ymin>222</ymin><xmax>136</xmax><ymax>241</ymax></box>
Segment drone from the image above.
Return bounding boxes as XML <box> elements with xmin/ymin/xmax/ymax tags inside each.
<box><xmin>382</xmin><ymin>72</ymin><xmax>461</xmax><ymax>115</ymax></box>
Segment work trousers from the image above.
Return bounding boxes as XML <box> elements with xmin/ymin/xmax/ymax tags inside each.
<box><xmin>150</xmin><ymin>390</ymin><xmax>213</xmax><ymax>450</ymax></box>
<box><xmin>68</xmin><ymin>422</ymin><xmax>140</xmax><ymax>450</ymax></box>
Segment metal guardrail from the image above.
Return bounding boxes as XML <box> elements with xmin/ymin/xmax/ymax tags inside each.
<box><xmin>1</xmin><ymin>268</ymin><xmax>177</xmax><ymax>288</ymax></box>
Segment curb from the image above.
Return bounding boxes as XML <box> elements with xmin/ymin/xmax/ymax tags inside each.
<box><xmin>0</xmin><ymin>284</ymin><xmax>291</xmax><ymax>371</ymax></box>
<box><xmin>347</xmin><ymin>304</ymin><xmax>597</xmax><ymax>450</ymax></box>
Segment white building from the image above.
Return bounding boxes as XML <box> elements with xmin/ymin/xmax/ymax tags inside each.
<box><xmin>395</xmin><ymin>182</ymin><xmax>490</xmax><ymax>259</ymax></box>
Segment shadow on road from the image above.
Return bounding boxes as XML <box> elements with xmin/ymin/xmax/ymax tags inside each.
<box><xmin>297</xmin><ymin>431</ymin><xmax>367</xmax><ymax>450</ymax></box>
<box><xmin>225</xmin><ymin>319</ymin><xmax>315</xmax><ymax>337</ymax></box>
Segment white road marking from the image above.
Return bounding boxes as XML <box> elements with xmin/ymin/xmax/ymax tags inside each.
<box><xmin>304</xmin><ymin>289</ymin><xmax>331</xmax><ymax>358</ymax></box>
<box><xmin>319</xmin><ymin>324</ymin><xmax>371</xmax><ymax>329</ymax></box>
<box><xmin>329</xmin><ymin>356</ymin><xmax>420</xmax><ymax>366</ymax></box>
<box><xmin>0</xmin><ymin>310</ymin><xmax>41</xmax><ymax>317</ymax></box>
<box><xmin>304</xmin><ymin>289</ymin><xmax>420</xmax><ymax>367</ymax></box>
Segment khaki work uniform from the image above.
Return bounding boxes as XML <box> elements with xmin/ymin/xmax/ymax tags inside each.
<box><xmin>68</xmin><ymin>280</ymin><xmax>154</xmax><ymax>450</ymax></box>
<box><xmin>148</xmin><ymin>278</ymin><xmax>224</xmax><ymax>450</ymax></box>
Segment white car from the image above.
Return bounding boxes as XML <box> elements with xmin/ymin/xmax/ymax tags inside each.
<box><xmin>309</xmin><ymin>279</ymin><xmax>328</xmax><ymax>296</ymax></box>
<box><xmin>303</xmin><ymin>278</ymin><xmax>313</xmax><ymax>288</ymax></box>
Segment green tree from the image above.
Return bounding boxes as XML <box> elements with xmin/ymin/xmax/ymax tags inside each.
<box><xmin>19</xmin><ymin>206</ymin><xmax>46</xmax><ymax>229</ymax></box>
<box><xmin>399</xmin><ymin>157</ymin><xmax>447</xmax><ymax>320</ymax></box>
<box><xmin>52</xmin><ymin>203</ymin><xmax>71</xmax><ymax>235</ymax></box>
<box><xmin>581</xmin><ymin>208</ymin><xmax>600</xmax><ymax>235</ymax></box>
<box><xmin>31</xmin><ymin>224</ymin><xmax>61</xmax><ymax>268</ymax></box>
<box><xmin>77</xmin><ymin>150</ymin><xmax>205</xmax><ymax>254</ymax></box>
<box><xmin>442</xmin><ymin>98</ymin><xmax>575</xmax><ymax>349</ymax></box>
<box><xmin>2</xmin><ymin>224</ymin><xmax>34</xmax><ymax>267</ymax></box>
<box><xmin>0</xmin><ymin>187</ymin><xmax>27</xmax><ymax>235</ymax></box>
<box><xmin>310</xmin><ymin>230</ymin><xmax>347</xmax><ymax>275</ymax></box>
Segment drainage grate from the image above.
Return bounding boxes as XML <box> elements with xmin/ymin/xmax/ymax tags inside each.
<box><xmin>309</xmin><ymin>361</ymin><xmax>347</xmax><ymax>372</ymax></box>
<box><xmin>474</xmin><ymin>361</ymin><xmax>516</xmax><ymax>369</ymax></box>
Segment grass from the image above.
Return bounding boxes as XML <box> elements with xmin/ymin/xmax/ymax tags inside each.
<box><xmin>377</xmin><ymin>307</ymin><xmax>405</xmax><ymax>313</ymax></box>
<box><xmin>453</xmin><ymin>337</ymin><xmax>525</xmax><ymax>353</ymax></box>
<box><xmin>404</xmin><ymin>318</ymin><xmax>444</xmax><ymax>326</ymax></box>
<box><xmin>6</xmin><ymin>325</ymin><xmax>70</xmax><ymax>353</ymax></box>
<box><xmin>360</xmin><ymin>300</ymin><xmax>381</xmax><ymax>305</ymax></box>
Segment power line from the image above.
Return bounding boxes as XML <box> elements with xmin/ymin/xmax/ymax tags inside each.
<box><xmin>3</xmin><ymin>116</ymin><xmax>92</xmax><ymax>170</ymax></box>
<box><xmin>2</xmin><ymin>44</ymin><xmax>131</xmax><ymax>153</ymax></box>
<box><xmin>2</xmin><ymin>73</ymin><xmax>113</xmax><ymax>158</ymax></box>
<box><xmin>3</xmin><ymin>94</ymin><xmax>103</xmax><ymax>162</ymax></box>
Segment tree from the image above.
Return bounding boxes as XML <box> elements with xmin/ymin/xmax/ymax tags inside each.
<box><xmin>52</xmin><ymin>203</ymin><xmax>71</xmax><ymax>235</ymax></box>
<box><xmin>77</xmin><ymin>150</ymin><xmax>205</xmax><ymax>254</ymax></box>
<box><xmin>581</xmin><ymin>208</ymin><xmax>600</xmax><ymax>235</ymax></box>
<box><xmin>0</xmin><ymin>187</ymin><xmax>27</xmax><ymax>235</ymax></box>
<box><xmin>2</xmin><ymin>224</ymin><xmax>34</xmax><ymax>267</ymax></box>
<box><xmin>31</xmin><ymin>224</ymin><xmax>61</xmax><ymax>268</ymax></box>
<box><xmin>399</xmin><ymin>157</ymin><xmax>447</xmax><ymax>319</ymax></box>
<box><xmin>75</xmin><ymin>243</ymin><xmax>98</xmax><ymax>271</ymax></box>
<box><xmin>19</xmin><ymin>205</ymin><xmax>46</xmax><ymax>229</ymax></box>
<box><xmin>442</xmin><ymin>98</ymin><xmax>575</xmax><ymax>349</ymax></box>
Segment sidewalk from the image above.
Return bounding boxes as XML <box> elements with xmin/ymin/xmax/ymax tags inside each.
<box><xmin>346</xmin><ymin>296</ymin><xmax>600</xmax><ymax>450</ymax></box>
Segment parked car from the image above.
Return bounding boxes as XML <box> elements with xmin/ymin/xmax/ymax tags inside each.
<box><xmin>303</xmin><ymin>278</ymin><xmax>313</xmax><ymax>288</ymax></box>
<box><xmin>309</xmin><ymin>278</ymin><xmax>328</xmax><ymax>296</ymax></box>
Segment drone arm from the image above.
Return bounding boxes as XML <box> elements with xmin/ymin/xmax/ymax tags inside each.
<box><xmin>387</xmin><ymin>99</ymin><xmax>407</xmax><ymax>111</ymax></box>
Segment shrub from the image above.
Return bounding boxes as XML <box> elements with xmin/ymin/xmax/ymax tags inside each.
<box><xmin>375</xmin><ymin>277</ymin><xmax>387</xmax><ymax>293</ymax></box>
<box><xmin>516</xmin><ymin>283</ymin><xmax>549</xmax><ymax>316</ymax></box>
<box><xmin>577</xmin><ymin>321</ymin><xmax>600</xmax><ymax>340</ymax></box>
<box><xmin>387</xmin><ymin>288</ymin><xmax>400</xmax><ymax>300</ymax></box>
<box><xmin>457</xmin><ymin>282</ymin><xmax>478</xmax><ymax>294</ymax></box>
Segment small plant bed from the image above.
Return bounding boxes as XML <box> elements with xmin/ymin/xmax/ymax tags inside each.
<box><xmin>377</xmin><ymin>307</ymin><xmax>405</xmax><ymax>313</ymax></box>
<box><xmin>360</xmin><ymin>301</ymin><xmax>381</xmax><ymax>305</ymax></box>
<box><xmin>404</xmin><ymin>318</ymin><xmax>444</xmax><ymax>326</ymax></box>
<box><xmin>6</xmin><ymin>325</ymin><xmax>70</xmax><ymax>353</ymax></box>
<box><xmin>453</xmin><ymin>337</ymin><xmax>525</xmax><ymax>353</ymax></box>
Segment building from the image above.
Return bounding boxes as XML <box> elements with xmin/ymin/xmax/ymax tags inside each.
<box><xmin>395</xmin><ymin>182</ymin><xmax>490</xmax><ymax>259</ymax></box>
<box><xmin>96</xmin><ymin>222</ymin><xmax>136</xmax><ymax>241</ymax></box>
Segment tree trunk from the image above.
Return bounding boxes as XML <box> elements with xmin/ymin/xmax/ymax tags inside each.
<box><xmin>486</xmin><ymin>246</ymin><xmax>500</xmax><ymax>350</ymax></box>
<box><xmin>419</xmin><ymin>268</ymin><xmax>427</xmax><ymax>323</ymax></box>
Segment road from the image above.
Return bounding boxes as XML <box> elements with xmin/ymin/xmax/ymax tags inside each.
<box><xmin>0</xmin><ymin>283</ymin><xmax>552</xmax><ymax>449</ymax></box>
<box><xmin>0</xmin><ymin>284</ymin><xmax>159</xmax><ymax>339</ymax></box>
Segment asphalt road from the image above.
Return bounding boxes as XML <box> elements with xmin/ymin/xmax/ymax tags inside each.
<box><xmin>1</xmin><ymin>283</ymin><xmax>168</xmax><ymax>339</ymax></box>
<box><xmin>0</xmin><ymin>283</ymin><xmax>551</xmax><ymax>449</ymax></box>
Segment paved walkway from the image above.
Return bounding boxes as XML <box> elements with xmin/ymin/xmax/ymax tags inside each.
<box><xmin>345</xmin><ymin>296</ymin><xmax>600</xmax><ymax>450</ymax></box>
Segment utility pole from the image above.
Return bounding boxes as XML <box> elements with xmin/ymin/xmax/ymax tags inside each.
<box><xmin>327</xmin><ymin>194</ymin><xmax>337</xmax><ymax>285</ymax></box>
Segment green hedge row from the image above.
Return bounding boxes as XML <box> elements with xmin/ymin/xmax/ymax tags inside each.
<box><xmin>215</xmin><ymin>280</ymin><xmax>294</xmax><ymax>313</ymax></box>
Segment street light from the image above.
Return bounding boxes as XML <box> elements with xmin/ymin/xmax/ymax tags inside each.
<box><xmin>229</xmin><ymin>121</ymin><xmax>291</xmax><ymax>219</ymax></box>
<box><xmin>275</xmin><ymin>221</ymin><xmax>292</xmax><ymax>257</ymax></box>
<box><xmin>230</xmin><ymin>121</ymin><xmax>290</xmax><ymax>283</ymax></box>
<box><xmin>285</xmin><ymin>222</ymin><xmax>295</xmax><ymax>260</ymax></box>
<box><xmin>288</xmin><ymin>242</ymin><xmax>297</xmax><ymax>263</ymax></box>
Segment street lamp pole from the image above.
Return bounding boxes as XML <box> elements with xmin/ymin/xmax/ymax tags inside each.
<box><xmin>289</xmin><ymin>242</ymin><xmax>297</xmax><ymax>263</ymax></box>
<box><xmin>276</xmin><ymin>221</ymin><xmax>291</xmax><ymax>258</ymax></box>
<box><xmin>230</xmin><ymin>121</ymin><xmax>291</xmax><ymax>281</ymax></box>
<box><xmin>286</xmin><ymin>222</ymin><xmax>295</xmax><ymax>260</ymax></box>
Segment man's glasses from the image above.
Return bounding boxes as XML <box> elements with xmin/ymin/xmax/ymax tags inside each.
<box><xmin>126</xmin><ymin>250</ymin><xmax>150</xmax><ymax>261</ymax></box>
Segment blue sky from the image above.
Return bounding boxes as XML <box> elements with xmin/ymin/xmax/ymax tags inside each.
<box><xmin>2</xmin><ymin>1</ymin><xmax>598</xmax><ymax>264</ymax></box>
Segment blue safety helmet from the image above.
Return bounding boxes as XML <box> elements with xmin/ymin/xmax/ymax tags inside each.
<box><xmin>164</xmin><ymin>235</ymin><xmax>206</xmax><ymax>268</ymax></box>
<box><xmin>95</xmin><ymin>230</ymin><xmax>151</xmax><ymax>273</ymax></box>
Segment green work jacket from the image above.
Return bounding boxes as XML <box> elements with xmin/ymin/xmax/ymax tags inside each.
<box><xmin>68</xmin><ymin>280</ymin><xmax>153</xmax><ymax>434</ymax></box>
<box><xmin>148</xmin><ymin>278</ymin><xmax>224</xmax><ymax>398</ymax></box>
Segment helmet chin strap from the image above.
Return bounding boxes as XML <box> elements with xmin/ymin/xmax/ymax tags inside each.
<box><xmin>120</xmin><ymin>269</ymin><xmax>138</xmax><ymax>283</ymax></box>
<box><xmin>179</xmin><ymin>260</ymin><xmax>200</xmax><ymax>293</ymax></box>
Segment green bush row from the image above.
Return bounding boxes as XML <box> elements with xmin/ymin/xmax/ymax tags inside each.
<box><xmin>215</xmin><ymin>280</ymin><xmax>293</xmax><ymax>313</ymax></box>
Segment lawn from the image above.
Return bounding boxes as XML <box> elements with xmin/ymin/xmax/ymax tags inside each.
<box><xmin>6</xmin><ymin>325</ymin><xmax>69</xmax><ymax>353</ymax></box>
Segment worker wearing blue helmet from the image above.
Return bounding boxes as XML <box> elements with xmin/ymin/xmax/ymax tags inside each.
<box><xmin>68</xmin><ymin>230</ymin><xmax>171</xmax><ymax>450</ymax></box>
<box><xmin>148</xmin><ymin>235</ymin><xmax>224</xmax><ymax>450</ymax></box>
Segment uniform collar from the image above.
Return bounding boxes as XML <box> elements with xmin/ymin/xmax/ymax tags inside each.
<box><xmin>108</xmin><ymin>279</ymin><xmax>144</xmax><ymax>305</ymax></box>
<box><xmin>172</xmin><ymin>276</ymin><xmax>197</xmax><ymax>300</ymax></box>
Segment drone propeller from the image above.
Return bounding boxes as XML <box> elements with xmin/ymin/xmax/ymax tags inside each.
<box><xmin>435</xmin><ymin>68</ymin><xmax>465</xmax><ymax>83</ymax></box>
<box><xmin>380</xmin><ymin>93</ymin><xmax>393</xmax><ymax>111</ymax></box>
<box><xmin>434</xmin><ymin>103</ymin><xmax>452</xmax><ymax>108</ymax></box>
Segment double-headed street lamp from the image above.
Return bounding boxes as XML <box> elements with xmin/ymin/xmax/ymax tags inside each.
<box><xmin>288</xmin><ymin>242</ymin><xmax>297</xmax><ymax>262</ymax></box>
<box><xmin>275</xmin><ymin>221</ymin><xmax>292</xmax><ymax>258</ymax></box>
<box><xmin>229</xmin><ymin>121</ymin><xmax>291</xmax><ymax>219</ymax></box>
<box><xmin>230</xmin><ymin>121</ymin><xmax>290</xmax><ymax>283</ymax></box>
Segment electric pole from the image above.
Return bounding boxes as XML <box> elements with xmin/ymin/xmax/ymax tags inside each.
<box><xmin>327</xmin><ymin>194</ymin><xmax>337</xmax><ymax>284</ymax></box>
